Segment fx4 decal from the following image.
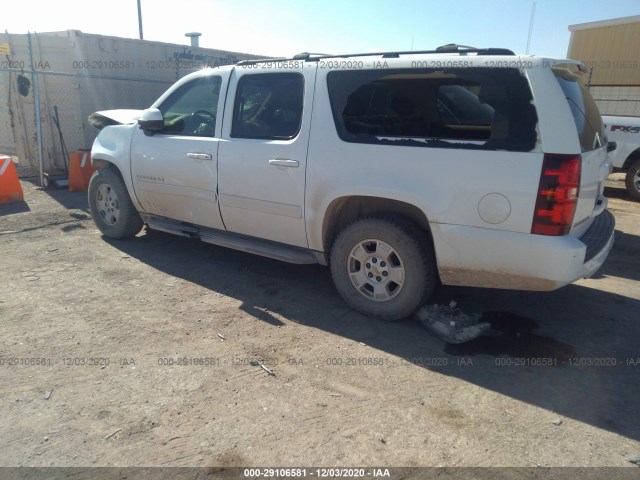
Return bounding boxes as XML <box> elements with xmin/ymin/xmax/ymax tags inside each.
<box><xmin>610</xmin><ymin>125</ymin><xmax>640</xmax><ymax>134</ymax></box>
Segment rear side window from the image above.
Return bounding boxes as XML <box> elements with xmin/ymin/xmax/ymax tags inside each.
<box><xmin>437</xmin><ymin>85</ymin><xmax>495</xmax><ymax>126</ymax></box>
<box><xmin>232</xmin><ymin>73</ymin><xmax>304</xmax><ymax>140</ymax></box>
<box><xmin>327</xmin><ymin>68</ymin><xmax>538</xmax><ymax>152</ymax></box>
<box><xmin>553</xmin><ymin>70</ymin><xmax>604</xmax><ymax>152</ymax></box>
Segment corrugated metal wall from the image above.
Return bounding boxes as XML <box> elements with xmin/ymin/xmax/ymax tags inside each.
<box><xmin>567</xmin><ymin>19</ymin><xmax>640</xmax><ymax>117</ymax></box>
<box><xmin>568</xmin><ymin>22</ymin><xmax>640</xmax><ymax>86</ymax></box>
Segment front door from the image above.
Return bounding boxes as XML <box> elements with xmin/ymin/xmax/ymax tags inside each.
<box><xmin>131</xmin><ymin>72</ymin><xmax>228</xmax><ymax>230</ymax></box>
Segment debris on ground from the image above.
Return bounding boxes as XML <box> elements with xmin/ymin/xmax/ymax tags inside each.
<box><xmin>552</xmin><ymin>418</ymin><xmax>563</xmax><ymax>426</ymax></box>
<box><xmin>624</xmin><ymin>453</ymin><xmax>640</xmax><ymax>466</ymax></box>
<box><xmin>250</xmin><ymin>360</ymin><xmax>275</xmax><ymax>376</ymax></box>
<box><xmin>104</xmin><ymin>428</ymin><xmax>122</xmax><ymax>440</ymax></box>
<box><xmin>415</xmin><ymin>301</ymin><xmax>490</xmax><ymax>344</ymax></box>
<box><xmin>44</xmin><ymin>390</ymin><xmax>53</xmax><ymax>400</ymax></box>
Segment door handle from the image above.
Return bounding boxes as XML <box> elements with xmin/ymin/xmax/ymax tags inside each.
<box><xmin>268</xmin><ymin>159</ymin><xmax>299</xmax><ymax>167</ymax></box>
<box><xmin>187</xmin><ymin>152</ymin><xmax>212</xmax><ymax>160</ymax></box>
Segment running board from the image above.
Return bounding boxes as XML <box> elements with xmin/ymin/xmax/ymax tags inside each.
<box><xmin>143</xmin><ymin>215</ymin><xmax>323</xmax><ymax>265</ymax></box>
<box><xmin>145</xmin><ymin>216</ymin><xmax>198</xmax><ymax>238</ymax></box>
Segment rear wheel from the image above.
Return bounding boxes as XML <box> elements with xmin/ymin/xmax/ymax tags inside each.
<box><xmin>330</xmin><ymin>216</ymin><xmax>437</xmax><ymax>321</ymax></box>
<box><xmin>88</xmin><ymin>167</ymin><xmax>143</xmax><ymax>239</ymax></box>
<box><xmin>625</xmin><ymin>159</ymin><xmax>640</xmax><ymax>200</ymax></box>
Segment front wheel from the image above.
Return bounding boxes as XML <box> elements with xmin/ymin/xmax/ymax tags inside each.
<box><xmin>330</xmin><ymin>216</ymin><xmax>437</xmax><ymax>321</ymax></box>
<box><xmin>88</xmin><ymin>167</ymin><xmax>143</xmax><ymax>239</ymax></box>
<box><xmin>625</xmin><ymin>159</ymin><xmax>640</xmax><ymax>200</ymax></box>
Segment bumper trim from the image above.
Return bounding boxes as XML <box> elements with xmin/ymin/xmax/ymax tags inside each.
<box><xmin>581</xmin><ymin>209</ymin><xmax>615</xmax><ymax>263</ymax></box>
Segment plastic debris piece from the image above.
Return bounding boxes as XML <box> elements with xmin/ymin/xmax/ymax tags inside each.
<box><xmin>624</xmin><ymin>453</ymin><xmax>640</xmax><ymax>466</ymax></box>
<box><xmin>415</xmin><ymin>302</ymin><xmax>490</xmax><ymax>344</ymax></box>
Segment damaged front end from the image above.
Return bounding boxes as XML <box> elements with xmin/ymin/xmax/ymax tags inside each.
<box><xmin>88</xmin><ymin>109</ymin><xmax>144</xmax><ymax>130</ymax></box>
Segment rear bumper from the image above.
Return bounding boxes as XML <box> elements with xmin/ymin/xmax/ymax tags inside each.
<box><xmin>580</xmin><ymin>209</ymin><xmax>615</xmax><ymax>278</ymax></box>
<box><xmin>433</xmin><ymin>210</ymin><xmax>615</xmax><ymax>291</ymax></box>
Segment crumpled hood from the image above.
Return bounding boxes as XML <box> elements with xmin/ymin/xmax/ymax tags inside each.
<box><xmin>88</xmin><ymin>109</ymin><xmax>144</xmax><ymax>130</ymax></box>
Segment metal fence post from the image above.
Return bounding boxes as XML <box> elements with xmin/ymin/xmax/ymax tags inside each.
<box><xmin>28</xmin><ymin>32</ymin><xmax>44</xmax><ymax>187</ymax></box>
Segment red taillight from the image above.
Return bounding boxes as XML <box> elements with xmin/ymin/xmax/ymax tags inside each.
<box><xmin>531</xmin><ymin>154</ymin><xmax>581</xmax><ymax>236</ymax></box>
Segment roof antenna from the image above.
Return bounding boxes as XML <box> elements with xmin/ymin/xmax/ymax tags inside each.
<box><xmin>137</xmin><ymin>0</ymin><xmax>143</xmax><ymax>40</ymax></box>
<box><xmin>526</xmin><ymin>0</ymin><xmax>537</xmax><ymax>54</ymax></box>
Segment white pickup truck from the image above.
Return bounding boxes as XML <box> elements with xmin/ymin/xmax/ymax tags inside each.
<box><xmin>603</xmin><ymin>115</ymin><xmax>640</xmax><ymax>199</ymax></box>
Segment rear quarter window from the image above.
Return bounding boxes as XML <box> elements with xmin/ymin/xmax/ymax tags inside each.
<box><xmin>553</xmin><ymin>70</ymin><xmax>605</xmax><ymax>152</ymax></box>
<box><xmin>327</xmin><ymin>68</ymin><xmax>538</xmax><ymax>152</ymax></box>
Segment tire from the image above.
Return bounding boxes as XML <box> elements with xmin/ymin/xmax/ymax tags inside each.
<box><xmin>88</xmin><ymin>167</ymin><xmax>143</xmax><ymax>239</ymax></box>
<box><xmin>625</xmin><ymin>159</ymin><xmax>640</xmax><ymax>200</ymax></box>
<box><xmin>329</xmin><ymin>216</ymin><xmax>437</xmax><ymax>321</ymax></box>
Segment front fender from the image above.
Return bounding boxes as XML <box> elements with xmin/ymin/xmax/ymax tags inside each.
<box><xmin>609</xmin><ymin>142</ymin><xmax>639</xmax><ymax>170</ymax></box>
<box><xmin>91</xmin><ymin>124</ymin><xmax>144</xmax><ymax>212</ymax></box>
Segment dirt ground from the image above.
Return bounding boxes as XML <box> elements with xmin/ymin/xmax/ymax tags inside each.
<box><xmin>1</xmin><ymin>174</ymin><xmax>639</xmax><ymax>469</ymax></box>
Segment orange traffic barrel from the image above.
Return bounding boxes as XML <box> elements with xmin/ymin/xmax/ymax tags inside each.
<box><xmin>68</xmin><ymin>149</ymin><xmax>97</xmax><ymax>192</ymax></box>
<box><xmin>0</xmin><ymin>155</ymin><xmax>24</xmax><ymax>203</ymax></box>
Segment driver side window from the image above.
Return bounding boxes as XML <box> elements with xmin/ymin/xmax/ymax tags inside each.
<box><xmin>159</xmin><ymin>75</ymin><xmax>222</xmax><ymax>137</ymax></box>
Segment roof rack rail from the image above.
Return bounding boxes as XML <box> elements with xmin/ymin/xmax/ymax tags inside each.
<box><xmin>236</xmin><ymin>57</ymin><xmax>287</xmax><ymax>65</ymax></box>
<box><xmin>435</xmin><ymin>43</ymin><xmax>515</xmax><ymax>55</ymax></box>
<box><xmin>236</xmin><ymin>44</ymin><xmax>515</xmax><ymax>65</ymax></box>
<box><xmin>292</xmin><ymin>52</ymin><xmax>332</xmax><ymax>60</ymax></box>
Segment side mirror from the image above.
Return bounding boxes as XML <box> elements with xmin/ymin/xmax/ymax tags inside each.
<box><xmin>607</xmin><ymin>141</ymin><xmax>617</xmax><ymax>153</ymax></box>
<box><xmin>137</xmin><ymin>108</ymin><xmax>164</xmax><ymax>132</ymax></box>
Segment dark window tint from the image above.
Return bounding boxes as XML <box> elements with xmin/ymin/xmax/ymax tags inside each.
<box><xmin>554</xmin><ymin>70</ymin><xmax>604</xmax><ymax>152</ymax></box>
<box><xmin>437</xmin><ymin>85</ymin><xmax>494</xmax><ymax>125</ymax></box>
<box><xmin>327</xmin><ymin>68</ymin><xmax>538</xmax><ymax>151</ymax></box>
<box><xmin>232</xmin><ymin>73</ymin><xmax>304</xmax><ymax>139</ymax></box>
<box><xmin>159</xmin><ymin>75</ymin><xmax>221</xmax><ymax>136</ymax></box>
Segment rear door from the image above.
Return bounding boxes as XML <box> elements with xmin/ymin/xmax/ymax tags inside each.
<box><xmin>217</xmin><ymin>63</ymin><xmax>317</xmax><ymax>247</ymax></box>
<box><xmin>553</xmin><ymin>68</ymin><xmax>609</xmax><ymax>237</ymax></box>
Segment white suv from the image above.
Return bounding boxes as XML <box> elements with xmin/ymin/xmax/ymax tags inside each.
<box><xmin>88</xmin><ymin>45</ymin><xmax>615</xmax><ymax>321</ymax></box>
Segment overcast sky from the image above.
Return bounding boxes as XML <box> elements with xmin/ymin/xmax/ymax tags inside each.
<box><xmin>3</xmin><ymin>0</ymin><xmax>639</xmax><ymax>58</ymax></box>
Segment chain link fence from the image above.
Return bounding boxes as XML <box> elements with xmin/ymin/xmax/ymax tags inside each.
<box><xmin>589</xmin><ymin>85</ymin><xmax>640</xmax><ymax>116</ymax></box>
<box><xmin>0</xmin><ymin>30</ymin><xmax>261</xmax><ymax>182</ymax></box>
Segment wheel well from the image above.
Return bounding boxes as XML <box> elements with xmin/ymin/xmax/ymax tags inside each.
<box><xmin>322</xmin><ymin>196</ymin><xmax>431</xmax><ymax>253</ymax></box>
<box><xmin>93</xmin><ymin>159</ymin><xmax>124</xmax><ymax>180</ymax></box>
<box><xmin>622</xmin><ymin>149</ymin><xmax>640</xmax><ymax>170</ymax></box>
